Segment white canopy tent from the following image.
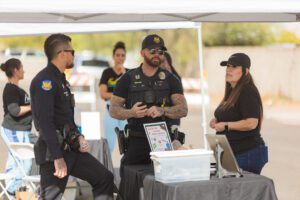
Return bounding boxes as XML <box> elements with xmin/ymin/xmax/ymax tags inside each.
<box><xmin>0</xmin><ymin>22</ymin><xmax>198</xmax><ymax>37</ymax></box>
<box><xmin>0</xmin><ymin>0</ymin><xmax>300</xmax><ymax>23</ymax></box>
<box><xmin>0</xmin><ymin>0</ymin><xmax>300</xmax><ymax>37</ymax></box>
<box><xmin>1</xmin><ymin>0</ymin><xmax>300</xmax><ymax>148</ymax></box>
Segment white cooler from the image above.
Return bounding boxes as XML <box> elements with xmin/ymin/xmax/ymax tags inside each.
<box><xmin>150</xmin><ymin>149</ymin><xmax>213</xmax><ymax>183</ymax></box>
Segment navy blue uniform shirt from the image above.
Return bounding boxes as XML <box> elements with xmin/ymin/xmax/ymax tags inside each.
<box><xmin>30</xmin><ymin>62</ymin><xmax>76</xmax><ymax>159</ymax></box>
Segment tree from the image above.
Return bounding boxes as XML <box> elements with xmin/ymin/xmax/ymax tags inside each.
<box><xmin>276</xmin><ymin>31</ymin><xmax>300</xmax><ymax>44</ymax></box>
<box><xmin>202</xmin><ymin>23</ymin><xmax>276</xmax><ymax>46</ymax></box>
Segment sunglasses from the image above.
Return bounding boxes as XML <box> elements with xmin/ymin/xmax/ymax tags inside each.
<box><xmin>58</xmin><ymin>49</ymin><xmax>75</xmax><ymax>56</ymax></box>
<box><xmin>148</xmin><ymin>48</ymin><xmax>165</xmax><ymax>55</ymax></box>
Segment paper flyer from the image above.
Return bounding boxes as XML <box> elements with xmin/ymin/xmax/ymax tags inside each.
<box><xmin>144</xmin><ymin>122</ymin><xmax>173</xmax><ymax>152</ymax></box>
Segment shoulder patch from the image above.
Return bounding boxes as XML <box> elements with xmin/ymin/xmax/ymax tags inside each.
<box><xmin>41</xmin><ymin>80</ymin><xmax>53</xmax><ymax>91</ymax></box>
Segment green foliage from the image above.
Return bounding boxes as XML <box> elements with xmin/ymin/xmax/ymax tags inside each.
<box><xmin>276</xmin><ymin>31</ymin><xmax>300</xmax><ymax>44</ymax></box>
<box><xmin>202</xmin><ymin>23</ymin><xmax>276</xmax><ymax>46</ymax></box>
<box><xmin>0</xmin><ymin>36</ymin><xmax>45</xmax><ymax>49</ymax></box>
<box><xmin>145</xmin><ymin>29</ymin><xmax>199</xmax><ymax>77</ymax></box>
<box><xmin>0</xmin><ymin>23</ymin><xmax>299</xmax><ymax>78</ymax></box>
<box><xmin>70</xmin><ymin>32</ymin><xmax>145</xmax><ymax>55</ymax></box>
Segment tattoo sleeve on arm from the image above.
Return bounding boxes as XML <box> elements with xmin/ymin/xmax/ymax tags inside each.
<box><xmin>164</xmin><ymin>94</ymin><xmax>188</xmax><ymax>119</ymax></box>
<box><xmin>56</xmin><ymin>158</ymin><xmax>66</xmax><ymax>170</ymax></box>
<box><xmin>109</xmin><ymin>95</ymin><xmax>134</xmax><ymax>120</ymax></box>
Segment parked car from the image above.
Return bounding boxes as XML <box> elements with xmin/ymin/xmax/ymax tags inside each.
<box><xmin>74</xmin><ymin>55</ymin><xmax>110</xmax><ymax>79</ymax></box>
<box><xmin>1</xmin><ymin>48</ymin><xmax>43</xmax><ymax>58</ymax></box>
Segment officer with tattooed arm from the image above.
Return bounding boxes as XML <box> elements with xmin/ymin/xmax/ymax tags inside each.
<box><xmin>30</xmin><ymin>34</ymin><xmax>113</xmax><ymax>200</ymax></box>
<box><xmin>110</xmin><ymin>34</ymin><xmax>188</xmax><ymax>199</ymax></box>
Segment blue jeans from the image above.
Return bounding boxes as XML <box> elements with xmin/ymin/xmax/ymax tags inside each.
<box><xmin>1</xmin><ymin>127</ymin><xmax>32</xmax><ymax>194</ymax></box>
<box><xmin>235</xmin><ymin>144</ymin><xmax>268</xmax><ymax>174</ymax></box>
<box><xmin>104</xmin><ymin>101</ymin><xmax>127</xmax><ymax>153</ymax></box>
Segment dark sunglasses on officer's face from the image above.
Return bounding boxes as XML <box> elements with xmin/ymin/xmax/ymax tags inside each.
<box><xmin>57</xmin><ymin>49</ymin><xmax>75</xmax><ymax>56</ymax></box>
<box><xmin>148</xmin><ymin>48</ymin><xmax>165</xmax><ymax>55</ymax></box>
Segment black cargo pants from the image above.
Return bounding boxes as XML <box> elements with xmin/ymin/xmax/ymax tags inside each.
<box><xmin>39</xmin><ymin>151</ymin><xmax>113</xmax><ymax>200</ymax></box>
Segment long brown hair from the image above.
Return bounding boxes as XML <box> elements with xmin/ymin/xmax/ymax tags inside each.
<box><xmin>220</xmin><ymin>68</ymin><xmax>263</xmax><ymax>130</ymax></box>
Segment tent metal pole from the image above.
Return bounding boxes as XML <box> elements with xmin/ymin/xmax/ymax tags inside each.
<box><xmin>196</xmin><ymin>23</ymin><xmax>208</xmax><ymax>149</ymax></box>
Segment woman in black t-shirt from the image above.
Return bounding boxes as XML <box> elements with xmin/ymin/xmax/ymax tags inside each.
<box><xmin>209</xmin><ymin>53</ymin><xmax>268</xmax><ymax>174</ymax></box>
<box><xmin>161</xmin><ymin>52</ymin><xmax>182</xmax><ymax>127</ymax></box>
<box><xmin>99</xmin><ymin>41</ymin><xmax>128</xmax><ymax>153</ymax></box>
<box><xmin>1</xmin><ymin>58</ymin><xmax>32</xmax><ymax>195</ymax></box>
<box><xmin>161</xmin><ymin>51</ymin><xmax>181</xmax><ymax>81</ymax></box>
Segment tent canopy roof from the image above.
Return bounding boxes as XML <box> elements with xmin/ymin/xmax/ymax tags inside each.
<box><xmin>1</xmin><ymin>0</ymin><xmax>300</xmax><ymax>23</ymax></box>
<box><xmin>0</xmin><ymin>0</ymin><xmax>299</xmax><ymax>36</ymax></box>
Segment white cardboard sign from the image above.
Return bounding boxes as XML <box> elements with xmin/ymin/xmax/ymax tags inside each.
<box><xmin>81</xmin><ymin>112</ymin><xmax>101</xmax><ymax>140</ymax></box>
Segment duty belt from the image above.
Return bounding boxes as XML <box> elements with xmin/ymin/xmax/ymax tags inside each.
<box><xmin>128</xmin><ymin>130</ymin><xmax>147</xmax><ymax>138</ymax></box>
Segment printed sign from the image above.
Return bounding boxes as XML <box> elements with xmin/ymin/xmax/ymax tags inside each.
<box><xmin>144</xmin><ymin>122</ymin><xmax>173</xmax><ymax>152</ymax></box>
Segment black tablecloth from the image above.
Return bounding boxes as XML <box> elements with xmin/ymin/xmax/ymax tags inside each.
<box><xmin>121</xmin><ymin>165</ymin><xmax>154</xmax><ymax>200</ymax></box>
<box><xmin>123</xmin><ymin>164</ymin><xmax>278</xmax><ymax>200</ymax></box>
<box><xmin>88</xmin><ymin>139</ymin><xmax>115</xmax><ymax>177</ymax></box>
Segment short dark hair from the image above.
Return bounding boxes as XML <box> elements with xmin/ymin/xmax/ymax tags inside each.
<box><xmin>44</xmin><ymin>33</ymin><xmax>72</xmax><ymax>61</ymax></box>
<box><xmin>0</xmin><ymin>58</ymin><xmax>22</xmax><ymax>78</ymax></box>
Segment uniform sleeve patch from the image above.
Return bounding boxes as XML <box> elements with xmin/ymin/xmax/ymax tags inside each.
<box><xmin>41</xmin><ymin>80</ymin><xmax>53</xmax><ymax>91</ymax></box>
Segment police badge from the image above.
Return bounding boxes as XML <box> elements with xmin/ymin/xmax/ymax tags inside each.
<box><xmin>158</xmin><ymin>71</ymin><xmax>166</xmax><ymax>80</ymax></box>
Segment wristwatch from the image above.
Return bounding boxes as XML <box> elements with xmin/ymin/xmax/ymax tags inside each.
<box><xmin>224</xmin><ymin>122</ymin><xmax>229</xmax><ymax>132</ymax></box>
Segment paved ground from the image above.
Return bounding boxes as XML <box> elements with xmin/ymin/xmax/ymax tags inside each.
<box><xmin>0</xmin><ymin>56</ymin><xmax>300</xmax><ymax>200</ymax></box>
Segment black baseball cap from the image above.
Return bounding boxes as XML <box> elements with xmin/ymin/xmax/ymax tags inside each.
<box><xmin>220</xmin><ymin>53</ymin><xmax>251</xmax><ymax>68</ymax></box>
<box><xmin>141</xmin><ymin>34</ymin><xmax>167</xmax><ymax>51</ymax></box>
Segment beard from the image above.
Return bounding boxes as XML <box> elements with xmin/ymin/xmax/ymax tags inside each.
<box><xmin>144</xmin><ymin>55</ymin><xmax>161</xmax><ymax>68</ymax></box>
<box><xmin>66</xmin><ymin>61</ymin><xmax>74</xmax><ymax>69</ymax></box>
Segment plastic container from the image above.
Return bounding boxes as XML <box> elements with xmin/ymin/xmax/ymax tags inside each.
<box><xmin>150</xmin><ymin>149</ymin><xmax>213</xmax><ymax>183</ymax></box>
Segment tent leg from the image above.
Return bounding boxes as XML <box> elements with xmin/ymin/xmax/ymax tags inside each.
<box><xmin>196</xmin><ymin>23</ymin><xmax>208</xmax><ymax>150</ymax></box>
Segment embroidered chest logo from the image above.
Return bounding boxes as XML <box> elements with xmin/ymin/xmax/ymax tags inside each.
<box><xmin>62</xmin><ymin>84</ymin><xmax>70</xmax><ymax>97</ymax></box>
<box><xmin>133</xmin><ymin>74</ymin><xmax>143</xmax><ymax>85</ymax></box>
<box><xmin>24</xmin><ymin>94</ymin><xmax>31</xmax><ymax>104</ymax></box>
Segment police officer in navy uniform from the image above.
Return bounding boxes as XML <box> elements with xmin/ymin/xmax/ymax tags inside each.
<box><xmin>30</xmin><ymin>34</ymin><xmax>113</xmax><ymax>200</ymax></box>
<box><xmin>110</xmin><ymin>34</ymin><xmax>188</xmax><ymax>199</ymax></box>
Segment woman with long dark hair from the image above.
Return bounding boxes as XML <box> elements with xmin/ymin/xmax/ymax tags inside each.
<box><xmin>1</xmin><ymin>58</ymin><xmax>32</xmax><ymax>195</ymax></box>
<box><xmin>209</xmin><ymin>53</ymin><xmax>268</xmax><ymax>174</ymax></box>
<box><xmin>99</xmin><ymin>41</ymin><xmax>128</xmax><ymax>153</ymax></box>
<box><xmin>161</xmin><ymin>51</ymin><xmax>181</xmax><ymax>81</ymax></box>
<box><xmin>160</xmin><ymin>52</ymin><xmax>182</xmax><ymax>128</ymax></box>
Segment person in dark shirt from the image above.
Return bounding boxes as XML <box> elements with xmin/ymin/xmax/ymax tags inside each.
<box><xmin>99</xmin><ymin>41</ymin><xmax>128</xmax><ymax>153</ymax></box>
<box><xmin>1</xmin><ymin>58</ymin><xmax>32</xmax><ymax>195</ymax></box>
<box><xmin>161</xmin><ymin>51</ymin><xmax>181</xmax><ymax>81</ymax></box>
<box><xmin>161</xmin><ymin>51</ymin><xmax>182</xmax><ymax>126</ymax></box>
<box><xmin>30</xmin><ymin>33</ymin><xmax>113</xmax><ymax>200</ymax></box>
<box><xmin>110</xmin><ymin>34</ymin><xmax>188</xmax><ymax>200</ymax></box>
<box><xmin>209</xmin><ymin>53</ymin><xmax>268</xmax><ymax>174</ymax></box>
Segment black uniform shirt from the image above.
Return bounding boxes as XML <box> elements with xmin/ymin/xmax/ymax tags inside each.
<box><xmin>113</xmin><ymin>65</ymin><xmax>183</xmax><ymax>132</ymax></box>
<box><xmin>30</xmin><ymin>62</ymin><xmax>76</xmax><ymax>159</ymax></box>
